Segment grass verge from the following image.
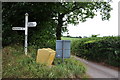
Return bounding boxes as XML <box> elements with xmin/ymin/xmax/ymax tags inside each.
<box><xmin>2</xmin><ymin>44</ymin><xmax>87</xmax><ymax>78</ymax></box>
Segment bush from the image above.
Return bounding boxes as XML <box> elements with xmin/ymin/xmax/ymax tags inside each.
<box><xmin>71</xmin><ymin>36</ymin><xmax>120</xmax><ymax>67</ymax></box>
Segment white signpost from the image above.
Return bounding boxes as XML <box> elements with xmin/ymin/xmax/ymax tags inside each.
<box><xmin>12</xmin><ymin>13</ymin><xmax>37</xmax><ymax>55</ymax></box>
<box><xmin>28</xmin><ymin>22</ymin><xmax>37</xmax><ymax>27</ymax></box>
<box><xmin>12</xmin><ymin>27</ymin><xmax>25</xmax><ymax>30</ymax></box>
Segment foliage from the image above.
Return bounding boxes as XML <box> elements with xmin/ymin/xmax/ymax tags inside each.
<box><xmin>53</xmin><ymin>1</ymin><xmax>112</xmax><ymax>39</ymax></box>
<box><xmin>71</xmin><ymin>36</ymin><xmax>120</xmax><ymax>67</ymax></box>
<box><xmin>2</xmin><ymin>2</ymin><xmax>56</xmax><ymax>47</ymax></box>
<box><xmin>2</xmin><ymin>2</ymin><xmax>112</xmax><ymax>45</ymax></box>
<box><xmin>91</xmin><ymin>34</ymin><xmax>99</xmax><ymax>37</ymax></box>
<box><xmin>2</xmin><ymin>45</ymin><xmax>87</xmax><ymax>78</ymax></box>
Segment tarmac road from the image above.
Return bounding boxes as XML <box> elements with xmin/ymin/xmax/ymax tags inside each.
<box><xmin>74</xmin><ymin>56</ymin><xmax>119</xmax><ymax>78</ymax></box>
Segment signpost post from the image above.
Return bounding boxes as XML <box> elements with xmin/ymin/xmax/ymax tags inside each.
<box><xmin>12</xmin><ymin>13</ymin><xmax>37</xmax><ymax>55</ymax></box>
<box><xmin>62</xmin><ymin>40</ymin><xmax>64</xmax><ymax>63</ymax></box>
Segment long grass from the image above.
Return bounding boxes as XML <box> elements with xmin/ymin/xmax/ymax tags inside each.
<box><xmin>2</xmin><ymin>44</ymin><xmax>87</xmax><ymax>78</ymax></box>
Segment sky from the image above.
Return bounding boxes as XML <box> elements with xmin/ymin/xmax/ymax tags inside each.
<box><xmin>63</xmin><ymin>0</ymin><xmax>119</xmax><ymax>37</ymax></box>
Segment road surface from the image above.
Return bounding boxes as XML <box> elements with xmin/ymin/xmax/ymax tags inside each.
<box><xmin>74</xmin><ymin>56</ymin><xmax>119</xmax><ymax>78</ymax></box>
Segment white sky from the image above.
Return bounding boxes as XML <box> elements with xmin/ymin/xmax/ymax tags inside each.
<box><xmin>63</xmin><ymin>0</ymin><xmax>119</xmax><ymax>37</ymax></box>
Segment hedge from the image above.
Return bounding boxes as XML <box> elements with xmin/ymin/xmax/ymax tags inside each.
<box><xmin>71</xmin><ymin>36</ymin><xmax>120</xmax><ymax>67</ymax></box>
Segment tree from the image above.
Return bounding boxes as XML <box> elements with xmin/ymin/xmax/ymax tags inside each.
<box><xmin>91</xmin><ymin>34</ymin><xmax>100</xmax><ymax>37</ymax></box>
<box><xmin>52</xmin><ymin>1</ymin><xmax>112</xmax><ymax>40</ymax></box>
<box><xmin>2</xmin><ymin>2</ymin><xmax>56</xmax><ymax>47</ymax></box>
<box><xmin>2</xmin><ymin>1</ymin><xmax>112</xmax><ymax>46</ymax></box>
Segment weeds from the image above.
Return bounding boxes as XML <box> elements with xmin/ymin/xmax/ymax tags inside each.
<box><xmin>2</xmin><ymin>45</ymin><xmax>87</xmax><ymax>78</ymax></box>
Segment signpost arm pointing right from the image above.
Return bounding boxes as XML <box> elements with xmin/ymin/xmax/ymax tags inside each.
<box><xmin>25</xmin><ymin>13</ymin><xmax>28</xmax><ymax>55</ymax></box>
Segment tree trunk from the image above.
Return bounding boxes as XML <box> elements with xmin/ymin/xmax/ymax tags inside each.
<box><xmin>56</xmin><ymin>13</ymin><xmax>64</xmax><ymax>40</ymax></box>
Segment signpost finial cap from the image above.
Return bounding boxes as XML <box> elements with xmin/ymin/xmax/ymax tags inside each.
<box><xmin>25</xmin><ymin>13</ymin><xmax>29</xmax><ymax>16</ymax></box>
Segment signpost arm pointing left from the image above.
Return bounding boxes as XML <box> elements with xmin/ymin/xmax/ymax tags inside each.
<box><xmin>25</xmin><ymin>13</ymin><xmax>28</xmax><ymax>55</ymax></box>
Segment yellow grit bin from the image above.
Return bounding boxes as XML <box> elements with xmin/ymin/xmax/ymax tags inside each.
<box><xmin>36</xmin><ymin>48</ymin><xmax>56</xmax><ymax>66</ymax></box>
